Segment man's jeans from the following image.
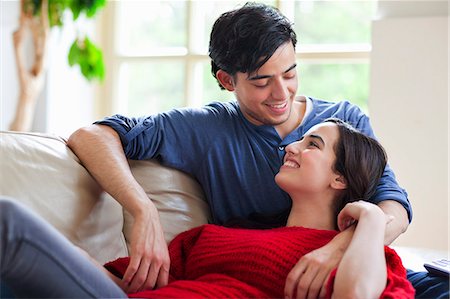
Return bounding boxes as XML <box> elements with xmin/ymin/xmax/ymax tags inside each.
<box><xmin>407</xmin><ymin>269</ymin><xmax>449</xmax><ymax>299</ymax></box>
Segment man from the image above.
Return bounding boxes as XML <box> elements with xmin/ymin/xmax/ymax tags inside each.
<box><xmin>68</xmin><ymin>3</ymin><xmax>447</xmax><ymax>298</ymax></box>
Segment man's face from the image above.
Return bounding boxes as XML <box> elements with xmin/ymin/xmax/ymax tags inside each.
<box><xmin>232</xmin><ymin>42</ymin><xmax>298</xmax><ymax>126</ymax></box>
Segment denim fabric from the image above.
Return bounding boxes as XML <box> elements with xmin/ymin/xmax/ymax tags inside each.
<box><xmin>0</xmin><ymin>198</ymin><xmax>127</xmax><ymax>298</ymax></box>
<box><xmin>407</xmin><ymin>269</ymin><xmax>449</xmax><ymax>299</ymax></box>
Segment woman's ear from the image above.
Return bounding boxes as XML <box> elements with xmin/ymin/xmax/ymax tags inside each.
<box><xmin>331</xmin><ymin>175</ymin><xmax>347</xmax><ymax>190</ymax></box>
<box><xmin>216</xmin><ymin>70</ymin><xmax>235</xmax><ymax>91</ymax></box>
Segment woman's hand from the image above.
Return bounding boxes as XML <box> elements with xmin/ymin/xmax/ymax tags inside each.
<box><xmin>122</xmin><ymin>206</ymin><xmax>170</xmax><ymax>293</ymax></box>
<box><xmin>337</xmin><ymin>200</ymin><xmax>392</xmax><ymax>232</ymax></box>
<box><xmin>285</xmin><ymin>202</ymin><xmax>391</xmax><ymax>299</ymax></box>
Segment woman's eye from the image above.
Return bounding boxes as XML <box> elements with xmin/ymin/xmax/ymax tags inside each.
<box><xmin>308</xmin><ymin>141</ymin><xmax>319</xmax><ymax>148</ymax></box>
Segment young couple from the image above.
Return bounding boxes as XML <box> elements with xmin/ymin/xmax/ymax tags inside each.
<box><xmin>2</xmin><ymin>2</ymin><xmax>448</xmax><ymax>298</ymax></box>
<box><xmin>1</xmin><ymin>118</ymin><xmax>414</xmax><ymax>298</ymax></box>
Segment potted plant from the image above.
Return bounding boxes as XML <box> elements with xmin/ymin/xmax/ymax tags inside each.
<box><xmin>10</xmin><ymin>0</ymin><xmax>106</xmax><ymax>131</ymax></box>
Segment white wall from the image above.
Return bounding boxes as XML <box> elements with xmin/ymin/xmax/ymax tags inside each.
<box><xmin>1</xmin><ymin>1</ymin><xmax>97</xmax><ymax>138</ymax></box>
<box><xmin>370</xmin><ymin>2</ymin><xmax>448</xmax><ymax>250</ymax></box>
<box><xmin>45</xmin><ymin>16</ymin><xmax>97</xmax><ymax>138</ymax></box>
<box><xmin>1</xmin><ymin>1</ymin><xmax>39</xmax><ymax>131</ymax></box>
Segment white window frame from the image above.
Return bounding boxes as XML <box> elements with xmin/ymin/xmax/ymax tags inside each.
<box><xmin>96</xmin><ymin>1</ymin><xmax>371</xmax><ymax>118</ymax></box>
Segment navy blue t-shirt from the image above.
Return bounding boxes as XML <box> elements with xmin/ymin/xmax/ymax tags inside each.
<box><xmin>95</xmin><ymin>97</ymin><xmax>411</xmax><ymax>225</ymax></box>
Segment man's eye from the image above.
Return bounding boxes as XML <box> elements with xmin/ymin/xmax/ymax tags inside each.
<box><xmin>254</xmin><ymin>83</ymin><xmax>268</xmax><ymax>88</ymax></box>
<box><xmin>284</xmin><ymin>72</ymin><xmax>296</xmax><ymax>79</ymax></box>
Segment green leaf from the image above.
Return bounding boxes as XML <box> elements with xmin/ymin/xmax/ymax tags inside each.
<box><xmin>87</xmin><ymin>0</ymin><xmax>106</xmax><ymax>18</ymax></box>
<box><xmin>68</xmin><ymin>40</ymin><xmax>81</xmax><ymax>66</ymax></box>
<box><xmin>24</xmin><ymin>0</ymin><xmax>106</xmax><ymax>82</ymax></box>
<box><xmin>68</xmin><ymin>37</ymin><xmax>105</xmax><ymax>82</ymax></box>
<box><xmin>72</xmin><ymin>0</ymin><xmax>106</xmax><ymax>19</ymax></box>
<box><xmin>70</xmin><ymin>0</ymin><xmax>82</xmax><ymax>20</ymax></box>
<box><xmin>25</xmin><ymin>0</ymin><xmax>105</xmax><ymax>25</ymax></box>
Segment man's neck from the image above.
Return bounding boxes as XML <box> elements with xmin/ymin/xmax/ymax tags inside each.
<box><xmin>275</xmin><ymin>96</ymin><xmax>307</xmax><ymax>139</ymax></box>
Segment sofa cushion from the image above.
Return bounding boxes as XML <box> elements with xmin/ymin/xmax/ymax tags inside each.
<box><xmin>0</xmin><ymin>131</ymin><xmax>128</xmax><ymax>263</ymax></box>
<box><xmin>123</xmin><ymin>159</ymin><xmax>211</xmax><ymax>250</ymax></box>
<box><xmin>1</xmin><ymin>131</ymin><xmax>212</xmax><ymax>264</ymax></box>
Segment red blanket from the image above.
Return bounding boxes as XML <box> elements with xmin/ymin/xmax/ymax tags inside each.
<box><xmin>105</xmin><ymin>224</ymin><xmax>414</xmax><ymax>298</ymax></box>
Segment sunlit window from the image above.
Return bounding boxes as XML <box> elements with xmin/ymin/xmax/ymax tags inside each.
<box><xmin>288</xmin><ymin>0</ymin><xmax>376</xmax><ymax>111</ymax></box>
<box><xmin>101</xmin><ymin>0</ymin><xmax>377</xmax><ymax>117</ymax></box>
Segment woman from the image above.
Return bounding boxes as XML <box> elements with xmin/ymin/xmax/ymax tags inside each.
<box><xmin>0</xmin><ymin>119</ymin><xmax>414</xmax><ymax>298</ymax></box>
<box><xmin>105</xmin><ymin>118</ymin><xmax>414</xmax><ymax>299</ymax></box>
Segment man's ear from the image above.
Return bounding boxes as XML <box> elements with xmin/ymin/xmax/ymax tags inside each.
<box><xmin>216</xmin><ymin>70</ymin><xmax>235</xmax><ymax>91</ymax></box>
<box><xmin>331</xmin><ymin>174</ymin><xmax>347</xmax><ymax>190</ymax></box>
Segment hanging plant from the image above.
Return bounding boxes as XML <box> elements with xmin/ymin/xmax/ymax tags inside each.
<box><xmin>68</xmin><ymin>36</ymin><xmax>105</xmax><ymax>81</ymax></box>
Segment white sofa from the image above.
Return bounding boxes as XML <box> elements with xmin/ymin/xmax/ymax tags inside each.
<box><xmin>0</xmin><ymin>131</ymin><xmax>211</xmax><ymax>264</ymax></box>
<box><xmin>0</xmin><ymin>131</ymin><xmax>445</xmax><ymax>271</ymax></box>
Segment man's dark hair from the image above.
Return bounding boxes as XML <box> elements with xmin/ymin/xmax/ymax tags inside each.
<box><xmin>209</xmin><ymin>2</ymin><xmax>297</xmax><ymax>89</ymax></box>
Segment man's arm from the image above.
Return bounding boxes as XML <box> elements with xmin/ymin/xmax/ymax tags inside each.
<box><xmin>284</xmin><ymin>199</ymin><xmax>409</xmax><ymax>299</ymax></box>
<box><xmin>67</xmin><ymin>124</ymin><xmax>170</xmax><ymax>292</ymax></box>
<box><xmin>284</xmin><ymin>226</ymin><xmax>355</xmax><ymax>299</ymax></box>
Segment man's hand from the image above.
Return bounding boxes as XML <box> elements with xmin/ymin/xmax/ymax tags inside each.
<box><xmin>122</xmin><ymin>209</ymin><xmax>170</xmax><ymax>293</ymax></box>
<box><xmin>284</xmin><ymin>240</ymin><xmax>344</xmax><ymax>299</ymax></box>
<box><xmin>68</xmin><ymin>126</ymin><xmax>171</xmax><ymax>293</ymax></box>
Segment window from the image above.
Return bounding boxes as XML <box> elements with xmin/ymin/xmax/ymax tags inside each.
<box><xmin>286</xmin><ymin>0</ymin><xmax>376</xmax><ymax>111</ymax></box>
<box><xmin>100</xmin><ymin>0</ymin><xmax>376</xmax><ymax>117</ymax></box>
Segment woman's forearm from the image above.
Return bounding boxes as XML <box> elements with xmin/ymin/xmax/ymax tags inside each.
<box><xmin>378</xmin><ymin>200</ymin><xmax>409</xmax><ymax>245</ymax></box>
<box><xmin>333</xmin><ymin>210</ymin><xmax>387</xmax><ymax>299</ymax></box>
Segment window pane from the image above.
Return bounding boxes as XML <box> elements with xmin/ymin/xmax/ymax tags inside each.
<box><xmin>202</xmin><ymin>61</ymin><xmax>235</xmax><ymax>105</ymax></box>
<box><xmin>122</xmin><ymin>61</ymin><xmax>185</xmax><ymax>116</ymax></box>
<box><xmin>116</xmin><ymin>1</ymin><xmax>187</xmax><ymax>55</ymax></box>
<box><xmin>292</xmin><ymin>1</ymin><xmax>377</xmax><ymax>45</ymax></box>
<box><xmin>298</xmin><ymin>63</ymin><xmax>370</xmax><ymax>113</ymax></box>
<box><xmin>201</xmin><ymin>61</ymin><xmax>369</xmax><ymax>112</ymax></box>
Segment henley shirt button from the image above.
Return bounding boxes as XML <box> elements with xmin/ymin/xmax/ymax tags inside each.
<box><xmin>278</xmin><ymin>146</ymin><xmax>284</xmax><ymax>151</ymax></box>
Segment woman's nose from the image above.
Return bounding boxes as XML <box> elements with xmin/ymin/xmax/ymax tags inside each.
<box><xmin>285</xmin><ymin>141</ymin><xmax>301</xmax><ymax>155</ymax></box>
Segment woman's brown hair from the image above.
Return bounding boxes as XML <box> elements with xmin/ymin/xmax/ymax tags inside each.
<box><xmin>226</xmin><ymin>119</ymin><xmax>388</xmax><ymax>229</ymax></box>
<box><xmin>325</xmin><ymin>118</ymin><xmax>387</xmax><ymax>228</ymax></box>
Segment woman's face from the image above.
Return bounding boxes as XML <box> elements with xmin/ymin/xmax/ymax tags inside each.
<box><xmin>275</xmin><ymin>122</ymin><xmax>342</xmax><ymax>196</ymax></box>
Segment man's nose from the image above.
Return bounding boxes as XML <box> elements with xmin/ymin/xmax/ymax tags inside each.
<box><xmin>271</xmin><ymin>77</ymin><xmax>289</xmax><ymax>100</ymax></box>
